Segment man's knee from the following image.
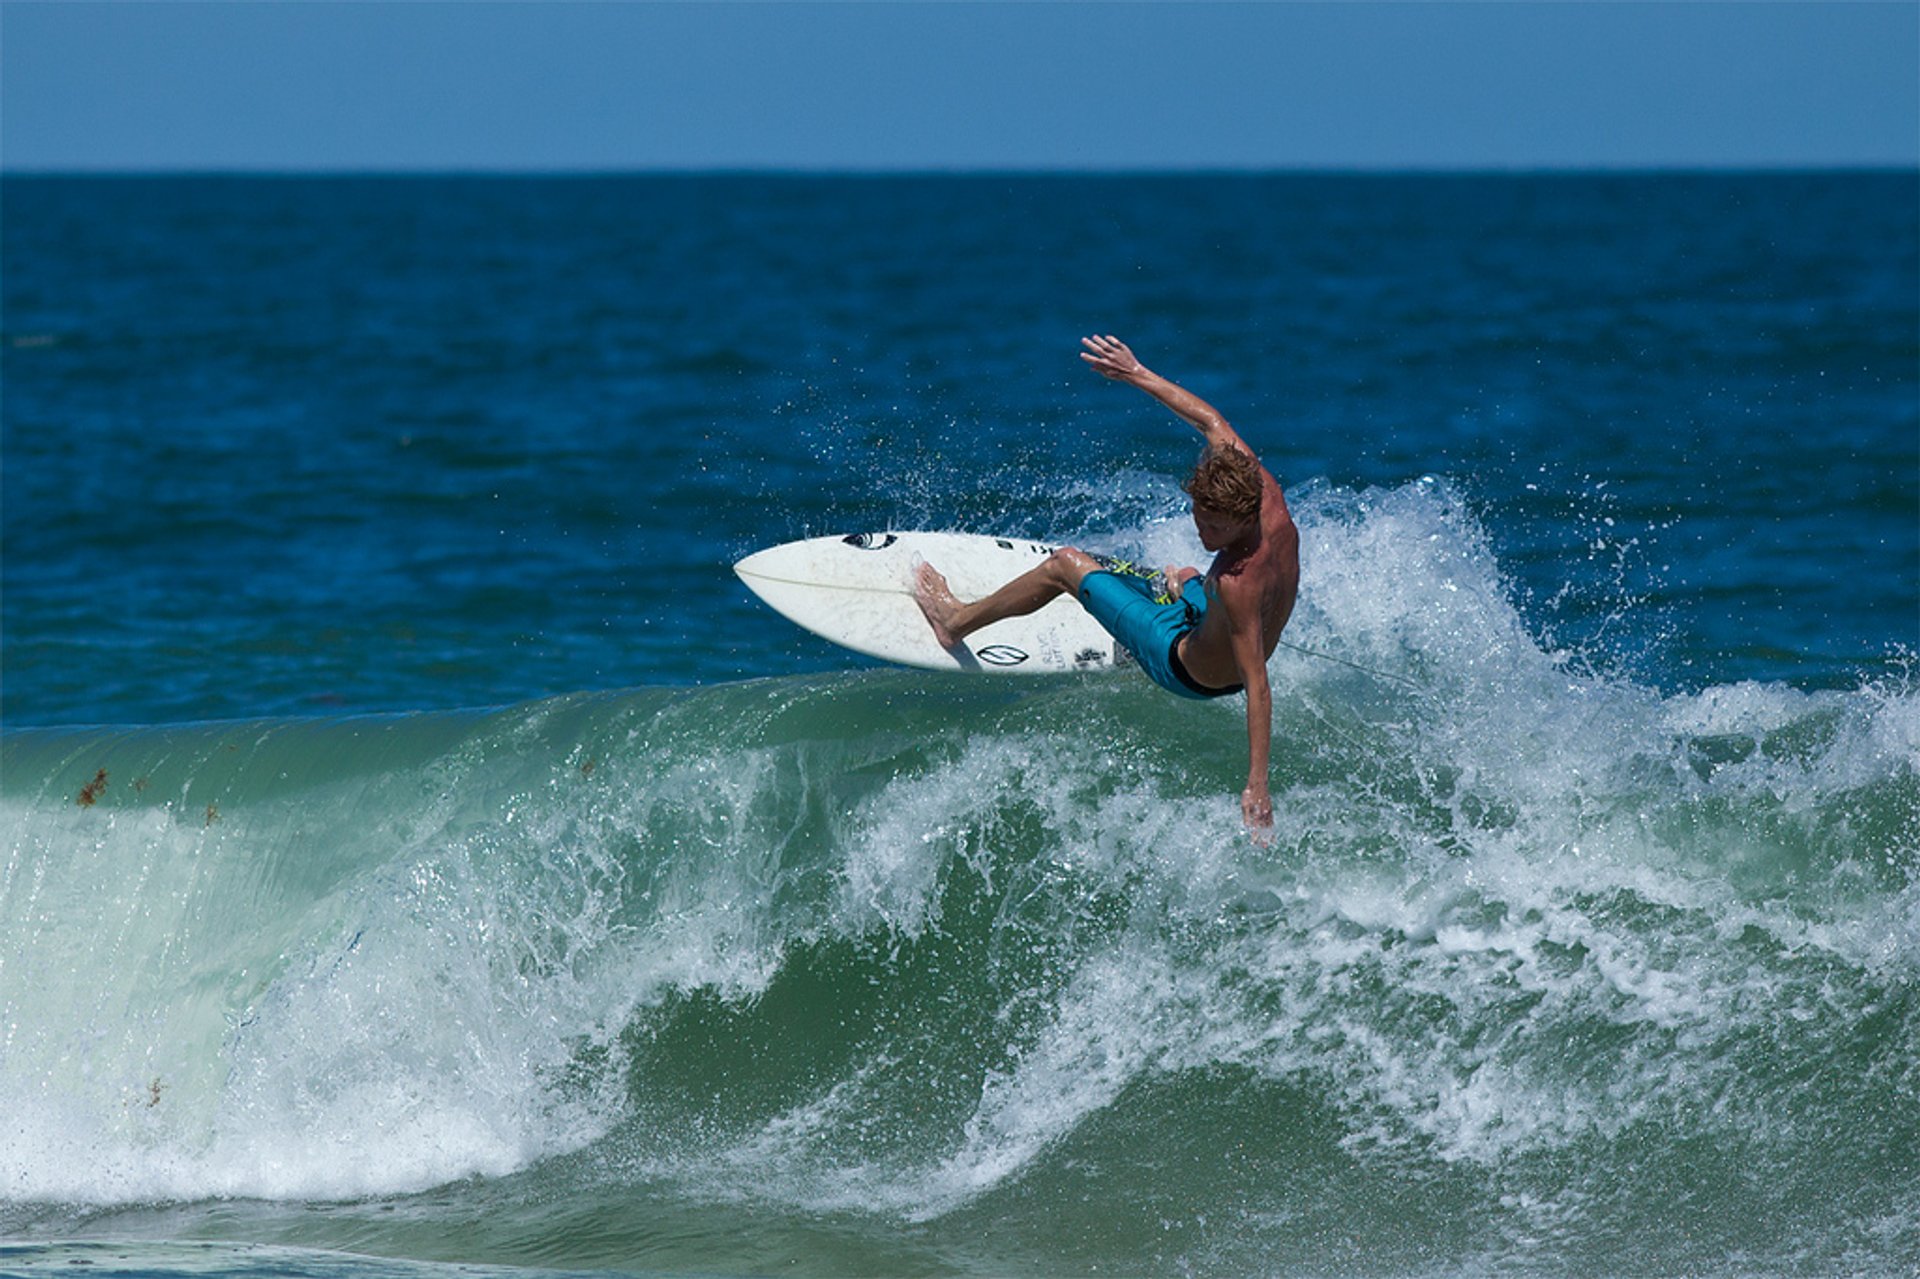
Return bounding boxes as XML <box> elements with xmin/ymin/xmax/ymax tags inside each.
<box><xmin>1049</xmin><ymin>546</ymin><xmax>1100</xmax><ymax>591</ymax></box>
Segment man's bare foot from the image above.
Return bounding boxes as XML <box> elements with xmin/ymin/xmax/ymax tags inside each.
<box><xmin>914</xmin><ymin>562</ymin><xmax>964</xmax><ymax>648</ymax></box>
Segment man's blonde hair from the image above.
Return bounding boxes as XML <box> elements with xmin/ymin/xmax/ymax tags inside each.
<box><xmin>1182</xmin><ymin>446</ymin><xmax>1263</xmax><ymax>524</ymax></box>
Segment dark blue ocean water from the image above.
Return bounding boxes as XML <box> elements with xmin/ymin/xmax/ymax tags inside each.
<box><xmin>5</xmin><ymin>174</ymin><xmax>1914</xmax><ymax>725</ymax></box>
<box><xmin>2</xmin><ymin>174</ymin><xmax>1916</xmax><ymax>1278</ymax></box>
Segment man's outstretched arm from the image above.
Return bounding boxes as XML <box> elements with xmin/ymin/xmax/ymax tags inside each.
<box><xmin>1080</xmin><ymin>335</ymin><xmax>1254</xmax><ymax>459</ymax></box>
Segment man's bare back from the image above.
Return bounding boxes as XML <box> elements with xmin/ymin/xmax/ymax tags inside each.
<box><xmin>1164</xmin><ymin>457</ymin><xmax>1298</xmax><ymax>694</ymax></box>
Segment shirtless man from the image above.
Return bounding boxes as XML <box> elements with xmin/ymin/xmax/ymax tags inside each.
<box><xmin>915</xmin><ymin>335</ymin><xmax>1299</xmax><ymax>830</ymax></box>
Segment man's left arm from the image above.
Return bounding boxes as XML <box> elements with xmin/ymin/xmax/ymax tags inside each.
<box><xmin>1222</xmin><ymin>580</ymin><xmax>1273</xmax><ymax>830</ymax></box>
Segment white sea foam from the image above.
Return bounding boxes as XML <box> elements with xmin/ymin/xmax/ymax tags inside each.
<box><xmin>2</xmin><ymin>479</ymin><xmax>1912</xmax><ymax>1232</ymax></box>
<box><xmin>692</xmin><ymin>478</ymin><xmax>1918</xmax><ymax>1213</ymax></box>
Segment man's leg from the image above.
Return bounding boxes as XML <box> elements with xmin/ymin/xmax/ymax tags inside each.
<box><xmin>914</xmin><ymin>547</ymin><xmax>1100</xmax><ymax>649</ymax></box>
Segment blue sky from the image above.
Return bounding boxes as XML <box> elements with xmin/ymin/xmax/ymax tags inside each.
<box><xmin>4</xmin><ymin>2</ymin><xmax>1915</xmax><ymax>172</ymax></box>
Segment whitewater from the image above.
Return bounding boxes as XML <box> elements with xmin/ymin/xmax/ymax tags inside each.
<box><xmin>5</xmin><ymin>481</ymin><xmax>1915</xmax><ymax>1276</ymax></box>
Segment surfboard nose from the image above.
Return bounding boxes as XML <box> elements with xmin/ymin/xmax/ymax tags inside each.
<box><xmin>731</xmin><ymin>546</ymin><xmax>774</xmax><ymax>580</ymax></box>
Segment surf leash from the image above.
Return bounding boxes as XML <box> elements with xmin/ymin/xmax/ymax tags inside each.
<box><xmin>1275</xmin><ymin>639</ymin><xmax>1426</xmax><ymax>692</ymax></box>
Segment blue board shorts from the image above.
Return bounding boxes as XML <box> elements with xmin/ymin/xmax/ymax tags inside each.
<box><xmin>1077</xmin><ymin>571</ymin><xmax>1245</xmax><ymax>700</ymax></box>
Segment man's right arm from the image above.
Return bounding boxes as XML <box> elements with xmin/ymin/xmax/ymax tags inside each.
<box><xmin>1080</xmin><ymin>335</ymin><xmax>1253</xmax><ymax>458</ymax></box>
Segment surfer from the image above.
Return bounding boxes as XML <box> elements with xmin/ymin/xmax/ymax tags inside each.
<box><xmin>915</xmin><ymin>335</ymin><xmax>1299</xmax><ymax>830</ymax></box>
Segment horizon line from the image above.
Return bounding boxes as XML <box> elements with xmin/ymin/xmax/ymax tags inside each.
<box><xmin>5</xmin><ymin>161</ymin><xmax>1915</xmax><ymax>180</ymax></box>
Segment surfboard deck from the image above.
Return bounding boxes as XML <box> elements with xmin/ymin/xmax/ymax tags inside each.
<box><xmin>734</xmin><ymin>531</ymin><xmax>1133</xmax><ymax>674</ymax></box>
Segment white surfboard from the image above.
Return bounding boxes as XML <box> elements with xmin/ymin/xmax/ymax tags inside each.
<box><xmin>734</xmin><ymin>531</ymin><xmax>1130</xmax><ymax>675</ymax></box>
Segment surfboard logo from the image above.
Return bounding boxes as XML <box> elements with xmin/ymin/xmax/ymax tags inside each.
<box><xmin>974</xmin><ymin>645</ymin><xmax>1031</xmax><ymax>666</ymax></box>
<box><xmin>842</xmin><ymin>533</ymin><xmax>897</xmax><ymax>550</ymax></box>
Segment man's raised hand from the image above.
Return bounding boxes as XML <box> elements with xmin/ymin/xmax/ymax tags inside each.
<box><xmin>1080</xmin><ymin>334</ymin><xmax>1145</xmax><ymax>381</ymax></box>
